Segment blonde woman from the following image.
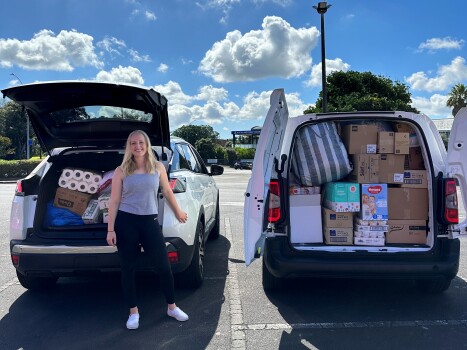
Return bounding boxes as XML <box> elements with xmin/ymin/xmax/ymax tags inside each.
<box><xmin>107</xmin><ymin>130</ymin><xmax>189</xmax><ymax>330</ymax></box>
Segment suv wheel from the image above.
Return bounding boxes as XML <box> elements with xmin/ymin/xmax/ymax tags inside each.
<box><xmin>415</xmin><ymin>278</ymin><xmax>452</xmax><ymax>294</ymax></box>
<box><xmin>262</xmin><ymin>258</ymin><xmax>282</xmax><ymax>291</ymax></box>
<box><xmin>16</xmin><ymin>271</ymin><xmax>58</xmax><ymax>291</ymax></box>
<box><xmin>176</xmin><ymin>221</ymin><xmax>205</xmax><ymax>288</ymax></box>
<box><xmin>209</xmin><ymin>199</ymin><xmax>220</xmax><ymax>240</ymax></box>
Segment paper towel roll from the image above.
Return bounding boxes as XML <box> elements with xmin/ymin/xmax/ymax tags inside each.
<box><xmin>58</xmin><ymin>177</ymin><xmax>69</xmax><ymax>188</ymax></box>
<box><xmin>78</xmin><ymin>181</ymin><xmax>89</xmax><ymax>193</ymax></box>
<box><xmin>61</xmin><ymin>168</ymin><xmax>74</xmax><ymax>180</ymax></box>
<box><xmin>73</xmin><ymin>169</ymin><xmax>84</xmax><ymax>181</ymax></box>
<box><xmin>88</xmin><ymin>184</ymin><xmax>98</xmax><ymax>194</ymax></box>
<box><xmin>67</xmin><ymin>179</ymin><xmax>79</xmax><ymax>190</ymax></box>
<box><xmin>83</xmin><ymin>171</ymin><xmax>94</xmax><ymax>183</ymax></box>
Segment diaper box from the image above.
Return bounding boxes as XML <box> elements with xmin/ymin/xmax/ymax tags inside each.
<box><xmin>360</xmin><ymin>184</ymin><xmax>388</xmax><ymax>220</ymax></box>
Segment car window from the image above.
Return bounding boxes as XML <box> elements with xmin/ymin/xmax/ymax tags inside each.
<box><xmin>171</xmin><ymin>144</ymin><xmax>191</xmax><ymax>171</ymax></box>
<box><xmin>181</xmin><ymin>144</ymin><xmax>202</xmax><ymax>173</ymax></box>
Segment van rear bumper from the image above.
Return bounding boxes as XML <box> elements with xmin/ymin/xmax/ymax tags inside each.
<box><xmin>264</xmin><ymin>237</ymin><xmax>460</xmax><ymax>281</ymax></box>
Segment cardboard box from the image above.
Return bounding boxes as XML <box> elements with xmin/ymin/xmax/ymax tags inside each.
<box><xmin>324</xmin><ymin>182</ymin><xmax>360</xmax><ymax>212</ymax></box>
<box><xmin>341</xmin><ymin>124</ymin><xmax>379</xmax><ymax>154</ymax></box>
<box><xmin>323</xmin><ymin>227</ymin><xmax>353</xmax><ymax>245</ymax></box>
<box><xmin>322</xmin><ymin>207</ymin><xmax>353</xmax><ymax>228</ymax></box>
<box><xmin>82</xmin><ymin>199</ymin><xmax>102</xmax><ymax>224</ymax></box>
<box><xmin>378</xmin><ymin>132</ymin><xmax>394</xmax><ymax>154</ymax></box>
<box><xmin>54</xmin><ymin>187</ymin><xmax>92</xmax><ymax>216</ymax></box>
<box><xmin>394</xmin><ymin>133</ymin><xmax>410</xmax><ymax>154</ymax></box>
<box><xmin>354</xmin><ymin>218</ymin><xmax>388</xmax><ymax>226</ymax></box>
<box><xmin>387</xmin><ymin>220</ymin><xmax>427</xmax><ymax>244</ymax></box>
<box><xmin>102</xmin><ymin>209</ymin><xmax>109</xmax><ymax>224</ymax></box>
<box><xmin>360</xmin><ymin>184</ymin><xmax>388</xmax><ymax>220</ymax></box>
<box><xmin>98</xmin><ymin>194</ymin><xmax>110</xmax><ymax>210</ymax></box>
<box><xmin>388</xmin><ymin>188</ymin><xmax>428</xmax><ymax>220</ymax></box>
<box><xmin>354</xmin><ymin>235</ymin><xmax>385</xmax><ymax>246</ymax></box>
<box><xmin>405</xmin><ymin>146</ymin><xmax>425</xmax><ymax>170</ymax></box>
<box><xmin>378</xmin><ymin>154</ymin><xmax>406</xmax><ymax>184</ymax></box>
<box><xmin>395</xmin><ymin>123</ymin><xmax>412</xmax><ymax>133</ymax></box>
<box><xmin>354</xmin><ymin>224</ymin><xmax>388</xmax><ymax>233</ymax></box>
<box><xmin>348</xmin><ymin>154</ymin><xmax>379</xmax><ymax>183</ymax></box>
<box><xmin>290</xmin><ymin>194</ymin><xmax>323</xmax><ymax>243</ymax></box>
<box><xmin>400</xmin><ymin>170</ymin><xmax>427</xmax><ymax>188</ymax></box>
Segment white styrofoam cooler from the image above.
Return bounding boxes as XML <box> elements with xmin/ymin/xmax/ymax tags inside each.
<box><xmin>290</xmin><ymin>194</ymin><xmax>323</xmax><ymax>243</ymax></box>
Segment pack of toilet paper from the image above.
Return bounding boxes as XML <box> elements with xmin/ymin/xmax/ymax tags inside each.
<box><xmin>58</xmin><ymin>168</ymin><xmax>102</xmax><ymax>194</ymax></box>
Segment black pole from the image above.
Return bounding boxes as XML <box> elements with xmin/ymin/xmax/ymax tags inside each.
<box><xmin>320</xmin><ymin>13</ymin><xmax>327</xmax><ymax>113</ymax></box>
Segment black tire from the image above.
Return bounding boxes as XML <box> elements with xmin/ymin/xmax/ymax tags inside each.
<box><xmin>209</xmin><ymin>199</ymin><xmax>220</xmax><ymax>240</ymax></box>
<box><xmin>176</xmin><ymin>221</ymin><xmax>205</xmax><ymax>288</ymax></box>
<box><xmin>16</xmin><ymin>270</ymin><xmax>58</xmax><ymax>291</ymax></box>
<box><xmin>262</xmin><ymin>258</ymin><xmax>282</xmax><ymax>291</ymax></box>
<box><xmin>415</xmin><ymin>278</ymin><xmax>452</xmax><ymax>294</ymax></box>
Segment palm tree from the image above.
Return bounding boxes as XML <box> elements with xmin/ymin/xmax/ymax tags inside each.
<box><xmin>446</xmin><ymin>83</ymin><xmax>467</xmax><ymax>117</ymax></box>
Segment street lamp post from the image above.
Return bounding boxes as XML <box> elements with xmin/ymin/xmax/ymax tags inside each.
<box><xmin>10</xmin><ymin>73</ymin><xmax>30</xmax><ymax>159</ymax></box>
<box><xmin>313</xmin><ymin>2</ymin><xmax>332</xmax><ymax>113</ymax></box>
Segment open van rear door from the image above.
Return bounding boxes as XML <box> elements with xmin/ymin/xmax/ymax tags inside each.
<box><xmin>244</xmin><ymin>89</ymin><xmax>288</xmax><ymax>266</ymax></box>
<box><xmin>447</xmin><ymin>107</ymin><xmax>467</xmax><ymax>237</ymax></box>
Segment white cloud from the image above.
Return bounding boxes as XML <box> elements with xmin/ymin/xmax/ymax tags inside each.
<box><xmin>145</xmin><ymin>10</ymin><xmax>157</xmax><ymax>21</ymax></box>
<box><xmin>199</xmin><ymin>16</ymin><xmax>319</xmax><ymax>82</ymax></box>
<box><xmin>129</xmin><ymin>48</ymin><xmax>151</xmax><ymax>62</ymax></box>
<box><xmin>154</xmin><ymin>81</ymin><xmax>194</xmax><ymax>105</ymax></box>
<box><xmin>95</xmin><ymin>65</ymin><xmax>144</xmax><ymax>85</ymax></box>
<box><xmin>196</xmin><ymin>0</ymin><xmax>240</xmax><ymax>24</ymax></box>
<box><xmin>0</xmin><ymin>29</ymin><xmax>103</xmax><ymax>71</ymax></box>
<box><xmin>411</xmin><ymin>94</ymin><xmax>451</xmax><ymax>118</ymax></box>
<box><xmin>418</xmin><ymin>37</ymin><xmax>464</xmax><ymax>52</ymax></box>
<box><xmin>195</xmin><ymin>85</ymin><xmax>228</xmax><ymax>102</ymax></box>
<box><xmin>406</xmin><ymin>56</ymin><xmax>467</xmax><ymax>92</ymax></box>
<box><xmin>97</xmin><ymin>36</ymin><xmax>126</xmax><ymax>59</ymax></box>
<box><xmin>157</xmin><ymin>63</ymin><xmax>169</xmax><ymax>73</ymax></box>
<box><xmin>251</xmin><ymin>0</ymin><xmax>292</xmax><ymax>6</ymax></box>
<box><xmin>306</xmin><ymin>58</ymin><xmax>351</xmax><ymax>87</ymax></box>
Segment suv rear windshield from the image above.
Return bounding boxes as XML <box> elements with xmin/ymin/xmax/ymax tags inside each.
<box><xmin>50</xmin><ymin>105</ymin><xmax>153</xmax><ymax>124</ymax></box>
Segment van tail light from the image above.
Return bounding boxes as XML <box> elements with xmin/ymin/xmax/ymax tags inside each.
<box><xmin>444</xmin><ymin>179</ymin><xmax>459</xmax><ymax>224</ymax></box>
<box><xmin>268</xmin><ymin>180</ymin><xmax>281</xmax><ymax>223</ymax></box>
<box><xmin>15</xmin><ymin>180</ymin><xmax>23</xmax><ymax>195</ymax></box>
<box><xmin>169</xmin><ymin>177</ymin><xmax>186</xmax><ymax>193</ymax></box>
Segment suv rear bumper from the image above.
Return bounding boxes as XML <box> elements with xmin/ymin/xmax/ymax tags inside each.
<box><xmin>264</xmin><ymin>237</ymin><xmax>460</xmax><ymax>281</ymax></box>
<box><xmin>10</xmin><ymin>237</ymin><xmax>194</xmax><ymax>277</ymax></box>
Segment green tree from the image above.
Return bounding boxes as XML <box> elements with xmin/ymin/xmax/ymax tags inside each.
<box><xmin>194</xmin><ymin>138</ymin><xmax>217</xmax><ymax>160</ymax></box>
<box><xmin>214</xmin><ymin>145</ymin><xmax>227</xmax><ymax>161</ymax></box>
<box><xmin>235</xmin><ymin>147</ymin><xmax>255</xmax><ymax>160</ymax></box>
<box><xmin>0</xmin><ymin>100</ymin><xmax>34</xmax><ymax>159</ymax></box>
<box><xmin>172</xmin><ymin>125</ymin><xmax>219</xmax><ymax>146</ymax></box>
<box><xmin>304</xmin><ymin>71</ymin><xmax>418</xmax><ymax>114</ymax></box>
<box><xmin>446</xmin><ymin>83</ymin><xmax>467</xmax><ymax>117</ymax></box>
<box><xmin>0</xmin><ymin>136</ymin><xmax>14</xmax><ymax>158</ymax></box>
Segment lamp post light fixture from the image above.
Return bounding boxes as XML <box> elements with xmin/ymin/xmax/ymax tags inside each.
<box><xmin>10</xmin><ymin>73</ymin><xmax>30</xmax><ymax>159</ymax></box>
<box><xmin>313</xmin><ymin>1</ymin><xmax>332</xmax><ymax>113</ymax></box>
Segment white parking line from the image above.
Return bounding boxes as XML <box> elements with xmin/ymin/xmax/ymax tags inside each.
<box><xmin>221</xmin><ymin>202</ymin><xmax>245</xmax><ymax>206</ymax></box>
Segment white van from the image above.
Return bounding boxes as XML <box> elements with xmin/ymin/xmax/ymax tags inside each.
<box><xmin>244</xmin><ymin>88</ymin><xmax>467</xmax><ymax>293</ymax></box>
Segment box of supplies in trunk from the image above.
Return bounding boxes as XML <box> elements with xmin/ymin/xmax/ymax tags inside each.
<box><xmin>53</xmin><ymin>187</ymin><xmax>92</xmax><ymax>216</ymax></box>
<box><xmin>290</xmin><ymin>194</ymin><xmax>323</xmax><ymax>243</ymax></box>
<box><xmin>323</xmin><ymin>227</ymin><xmax>353</xmax><ymax>245</ymax></box>
<box><xmin>387</xmin><ymin>220</ymin><xmax>427</xmax><ymax>244</ymax></box>
<box><xmin>323</xmin><ymin>182</ymin><xmax>360</xmax><ymax>212</ymax></box>
<box><xmin>82</xmin><ymin>199</ymin><xmax>102</xmax><ymax>224</ymax></box>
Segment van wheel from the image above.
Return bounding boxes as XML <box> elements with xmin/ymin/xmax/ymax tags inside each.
<box><xmin>176</xmin><ymin>221</ymin><xmax>205</xmax><ymax>288</ymax></box>
<box><xmin>209</xmin><ymin>200</ymin><xmax>220</xmax><ymax>240</ymax></box>
<box><xmin>16</xmin><ymin>271</ymin><xmax>58</xmax><ymax>291</ymax></box>
<box><xmin>415</xmin><ymin>278</ymin><xmax>452</xmax><ymax>294</ymax></box>
<box><xmin>262</xmin><ymin>258</ymin><xmax>282</xmax><ymax>291</ymax></box>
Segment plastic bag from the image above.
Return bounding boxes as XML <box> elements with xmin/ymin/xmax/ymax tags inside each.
<box><xmin>44</xmin><ymin>200</ymin><xmax>85</xmax><ymax>227</ymax></box>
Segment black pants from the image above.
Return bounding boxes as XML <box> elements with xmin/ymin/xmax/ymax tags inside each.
<box><xmin>115</xmin><ymin>210</ymin><xmax>175</xmax><ymax>308</ymax></box>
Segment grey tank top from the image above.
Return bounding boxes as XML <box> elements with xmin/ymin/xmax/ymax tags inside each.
<box><xmin>119</xmin><ymin>173</ymin><xmax>159</xmax><ymax>215</ymax></box>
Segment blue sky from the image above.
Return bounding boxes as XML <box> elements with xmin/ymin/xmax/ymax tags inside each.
<box><xmin>1</xmin><ymin>0</ymin><xmax>466</xmax><ymax>139</ymax></box>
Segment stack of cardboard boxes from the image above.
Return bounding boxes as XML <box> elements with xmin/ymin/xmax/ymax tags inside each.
<box><xmin>289</xmin><ymin>122</ymin><xmax>429</xmax><ymax>247</ymax></box>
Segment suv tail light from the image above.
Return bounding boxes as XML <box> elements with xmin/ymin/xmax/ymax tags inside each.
<box><xmin>169</xmin><ymin>177</ymin><xmax>187</xmax><ymax>193</ymax></box>
<box><xmin>11</xmin><ymin>254</ymin><xmax>19</xmax><ymax>266</ymax></box>
<box><xmin>15</xmin><ymin>180</ymin><xmax>23</xmax><ymax>195</ymax></box>
<box><xmin>167</xmin><ymin>251</ymin><xmax>179</xmax><ymax>263</ymax></box>
<box><xmin>268</xmin><ymin>180</ymin><xmax>281</xmax><ymax>223</ymax></box>
<box><xmin>444</xmin><ymin>179</ymin><xmax>459</xmax><ymax>224</ymax></box>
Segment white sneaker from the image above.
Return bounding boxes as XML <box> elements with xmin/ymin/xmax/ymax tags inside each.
<box><xmin>167</xmin><ymin>307</ymin><xmax>189</xmax><ymax>322</ymax></box>
<box><xmin>126</xmin><ymin>313</ymin><xmax>140</xmax><ymax>329</ymax></box>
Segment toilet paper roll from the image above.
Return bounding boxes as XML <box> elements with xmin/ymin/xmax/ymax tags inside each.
<box><xmin>77</xmin><ymin>181</ymin><xmax>90</xmax><ymax>193</ymax></box>
<box><xmin>67</xmin><ymin>179</ymin><xmax>79</xmax><ymax>190</ymax></box>
<box><xmin>83</xmin><ymin>171</ymin><xmax>94</xmax><ymax>183</ymax></box>
<box><xmin>58</xmin><ymin>177</ymin><xmax>69</xmax><ymax>188</ymax></box>
<box><xmin>61</xmin><ymin>168</ymin><xmax>74</xmax><ymax>180</ymax></box>
<box><xmin>73</xmin><ymin>169</ymin><xmax>84</xmax><ymax>181</ymax></box>
<box><xmin>90</xmin><ymin>174</ymin><xmax>102</xmax><ymax>184</ymax></box>
<box><xmin>88</xmin><ymin>184</ymin><xmax>98</xmax><ymax>194</ymax></box>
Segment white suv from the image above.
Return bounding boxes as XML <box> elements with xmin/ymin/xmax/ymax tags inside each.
<box><xmin>245</xmin><ymin>88</ymin><xmax>467</xmax><ymax>293</ymax></box>
<box><xmin>3</xmin><ymin>81</ymin><xmax>223</xmax><ymax>290</ymax></box>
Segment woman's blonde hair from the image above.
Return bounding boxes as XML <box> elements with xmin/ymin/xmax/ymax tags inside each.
<box><xmin>121</xmin><ymin>130</ymin><xmax>158</xmax><ymax>177</ymax></box>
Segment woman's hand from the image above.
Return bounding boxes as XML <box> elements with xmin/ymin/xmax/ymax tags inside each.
<box><xmin>107</xmin><ymin>231</ymin><xmax>117</xmax><ymax>246</ymax></box>
<box><xmin>175</xmin><ymin>210</ymin><xmax>188</xmax><ymax>224</ymax></box>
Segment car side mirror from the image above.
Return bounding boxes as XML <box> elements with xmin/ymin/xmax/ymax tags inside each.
<box><xmin>210</xmin><ymin>164</ymin><xmax>224</xmax><ymax>176</ymax></box>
